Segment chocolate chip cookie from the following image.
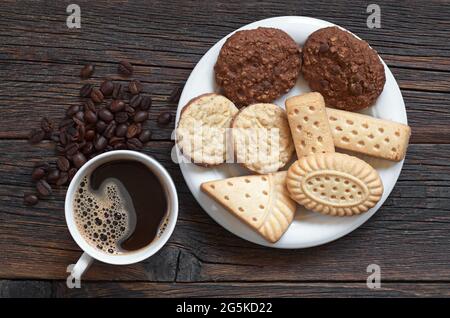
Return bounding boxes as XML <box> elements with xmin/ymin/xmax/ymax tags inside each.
<box><xmin>215</xmin><ymin>27</ymin><xmax>302</xmax><ymax>107</ymax></box>
<box><xmin>302</xmin><ymin>27</ymin><xmax>385</xmax><ymax>111</ymax></box>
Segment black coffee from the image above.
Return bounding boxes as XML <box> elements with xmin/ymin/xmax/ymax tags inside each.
<box><xmin>73</xmin><ymin>160</ymin><xmax>168</xmax><ymax>254</ymax></box>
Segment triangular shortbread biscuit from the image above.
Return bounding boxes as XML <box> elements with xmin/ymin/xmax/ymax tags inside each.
<box><xmin>201</xmin><ymin>171</ymin><xmax>297</xmax><ymax>242</ymax></box>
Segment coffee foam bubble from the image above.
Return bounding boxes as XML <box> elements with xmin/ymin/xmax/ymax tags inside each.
<box><xmin>73</xmin><ymin>176</ymin><xmax>137</xmax><ymax>255</ymax></box>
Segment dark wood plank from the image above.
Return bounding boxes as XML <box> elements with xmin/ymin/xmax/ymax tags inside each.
<box><xmin>54</xmin><ymin>281</ymin><xmax>450</xmax><ymax>298</ymax></box>
<box><xmin>0</xmin><ymin>280</ymin><xmax>52</xmax><ymax>298</ymax></box>
<box><xmin>0</xmin><ymin>141</ymin><xmax>449</xmax><ymax>281</ymax></box>
<box><xmin>0</xmin><ymin>0</ymin><xmax>449</xmax><ymax>142</ymax></box>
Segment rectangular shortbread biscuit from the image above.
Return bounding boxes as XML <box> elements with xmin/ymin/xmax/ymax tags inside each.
<box><xmin>326</xmin><ymin>108</ymin><xmax>411</xmax><ymax>161</ymax></box>
<box><xmin>286</xmin><ymin>93</ymin><xmax>335</xmax><ymax>158</ymax></box>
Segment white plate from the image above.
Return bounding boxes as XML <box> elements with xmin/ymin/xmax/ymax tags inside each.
<box><xmin>175</xmin><ymin>16</ymin><xmax>407</xmax><ymax>248</ymax></box>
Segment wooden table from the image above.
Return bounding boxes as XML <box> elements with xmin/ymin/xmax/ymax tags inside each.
<box><xmin>1</xmin><ymin>0</ymin><xmax>449</xmax><ymax>298</ymax></box>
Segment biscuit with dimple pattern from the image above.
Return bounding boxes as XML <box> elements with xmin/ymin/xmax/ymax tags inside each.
<box><xmin>176</xmin><ymin>93</ymin><xmax>238</xmax><ymax>166</ymax></box>
<box><xmin>285</xmin><ymin>92</ymin><xmax>335</xmax><ymax>158</ymax></box>
<box><xmin>231</xmin><ymin>103</ymin><xmax>294</xmax><ymax>174</ymax></box>
<box><xmin>201</xmin><ymin>171</ymin><xmax>297</xmax><ymax>242</ymax></box>
<box><xmin>286</xmin><ymin>153</ymin><xmax>383</xmax><ymax>216</ymax></box>
<box><xmin>326</xmin><ymin>107</ymin><xmax>411</xmax><ymax>161</ymax></box>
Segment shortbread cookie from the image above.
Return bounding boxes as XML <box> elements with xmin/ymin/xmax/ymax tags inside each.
<box><xmin>287</xmin><ymin>153</ymin><xmax>383</xmax><ymax>216</ymax></box>
<box><xmin>326</xmin><ymin>108</ymin><xmax>411</xmax><ymax>161</ymax></box>
<box><xmin>231</xmin><ymin>103</ymin><xmax>294</xmax><ymax>174</ymax></box>
<box><xmin>201</xmin><ymin>171</ymin><xmax>297</xmax><ymax>243</ymax></box>
<box><xmin>285</xmin><ymin>93</ymin><xmax>335</xmax><ymax>158</ymax></box>
<box><xmin>176</xmin><ymin>93</ymin><xmax>238</xmax><ymax>166</ymax></box>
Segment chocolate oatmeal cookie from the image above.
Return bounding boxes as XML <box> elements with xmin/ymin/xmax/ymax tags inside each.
<box><xmin>302</xmin><ymin>27</ymin><xmax>385</xmax><ymax>111</ymax></box>
<box><xmin>215</xmin><ymin>27</ymin><xmax>302</xmax><ymax>107</ymax></box>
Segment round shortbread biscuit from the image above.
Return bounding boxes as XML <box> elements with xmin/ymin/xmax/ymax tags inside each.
<box><xmin>286</xmin><ymin>153</ymin><xmax>383</xmax><ymax>216</ymax></box>
<box><xmin>176</xmin><ymin>93</ymin><xmax>238</xmax><ymax>166</ymax></box>
<box><xmin>231</xmin><ymin>103</ymin><xmax>294</xmax><ymax>174</ymax></box>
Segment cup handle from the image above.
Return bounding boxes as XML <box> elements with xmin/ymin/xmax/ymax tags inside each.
<box><xmin>71</xmin><ymin>252</ymin><xmax>94</xmax><ymax>280</ymax></box>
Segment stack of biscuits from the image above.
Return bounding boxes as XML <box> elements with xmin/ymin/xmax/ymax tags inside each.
<box><xmin>176</xmin><ymin>26</ymin><xmax>411</xmax><ymax>243</ymax></box>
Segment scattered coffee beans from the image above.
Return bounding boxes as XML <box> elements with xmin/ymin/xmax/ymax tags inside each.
<box><xmin>129</xmin><ymin>80</ymin><xmax>142</xmax><ymax>95</ymax></box>
<box><xmin>24</xmin><ymin>194</ymin><xmax>39</xmax><ymax>206</ymax></box>
<box><xmin>100</xmin><ymin>80</ymin><xmax>114</xmax><ymax>96</ymax></box>
<box><xmin>26</xmin><ymin>61</ymin><xmax>159</xmax><ymax>206</ymax></box>
<box><xmin>118</xmin><ymin>60</ymin><xmax>133</xmax><ymax>76</ymax></box>
<box><xmin>80</xmin><ymin>84</ymin><xmax>93</xmax><ymax>97</ymax></box>
<box><xmin>80</xmin><ymin>64</ymin><xmax>95</xmax><ymax>79</ymax></box>
<box><xmin>36</xmin><ymin>180</ymin><xmax>52</xmax><ymax>197</ymax></box>
<box><xmin>157</xmin><ymin>112</ymin><xmax>172</xmax><ymax>126</ymax></box>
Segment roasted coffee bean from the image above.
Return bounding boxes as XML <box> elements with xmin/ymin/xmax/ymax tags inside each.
<box><xmin>157</xmin><ymin>112</ymin><xmax>172</xmax><ymax>125</ymax></box>
<box><xmin>72</xmin><ymin>116</ymin><xmax>84</xmax><ymax>128</ymax></box>
<box><xmin>112</xmin><ymin>83</ymin><xmax>123</xmax><ymax>99</ymax></box>
<box><xmin>68</xmin><ymin>168</ymin><xmax>77</xmax><ymax>181</ymax></box>
<box><xmin>24</xmin><ymin>194</ymin><xmax>39</xmax><ymax>206</ymax></box>
<box><xmin>118</xmin><ymin>60</ymin><xmax>133</xmax><ymax>76</ymax></box>
<box><xmin>80</xmin><ymin>64</ymin><xmax>95</xmax><ymax>79</ymax></box>
<box><xmin>46</xmin><ymin>169</ymin><xmax>60</xmax><ymax>184</ymax></box>
<box><xmin>74</xmin><ymin>111</ymin><xmax>84</xmax><ymax>122</ymax></box>
<box><xmin>64</xmin><ymin>142</ymin><xmax>79</xmax><ymax>156</ymax></box>
<box><xmin>139</xmin><ymin>130</ymin><xmax>152</xmax><ymax>143</ymax></box>
<box><xmin>36</xmin><ymin>180</ymin><xmax>52</xmax><ymax>197</ymax></box>
<box><xmin>56</xmin><ymin>144</ymin><xmax>65</xmax><ymax>154</ymax></box>
<box><xmin>140</xmin><ymin>95</ymin><xmax>152</xmax><ymax>110</ymax></box>
<box><xmin>81</xmin><ymin>142</ymin><xmax>94</xmax><ymax>155</ymax></box>
<box><xmin>125</xmin><ymin>106</ymin><xmax>135</xmax><ymax>116</ymax></box>
<box><xmin>96</xmin><ymin>120</ymin><xmax>107</xmax><ymax>133</ymax></box>
<box><xmin>104</xmin><ymin>121</ymin><xmax>116</xmax><ymax>138</ymax></box>
<box><xmin>127</xmin><ymin>138</ymin><xmax>143</xmax><ymax>150</ymax></box>
<box><xmin>84</xmin><ymin>99</ymin><xmax>96</xmax><ymax>112</ymax></box>
<box><xmin>85</xmin><ymin>129</ymin><xmax>96</xmax><ymax>141</ymax></box>
<box><xmin>128</xmin><ymin>80</ymin><xmax>142</xmax><ymax>95</ymax></box>
<box><xmin>80</xmin><ymin>83</ymin><xmax>93</xmax><ymax>97</ymax></box>
<box><xmin>133</xmin><ymin>110</ymin><xmax>148</xmax><ymax>123</ymax></box>
<box><xmin>109</xmin><ymin>136</ymin><xmax>125</xmax><ymax>146</ymax></box>
<box><xmin>66</xmin><ymin>105</ymin><xmax>80</xmax><ymax>117</ymax></box>
<box><xmin>29</xmin><ymin>129</ymin><xmax>45</xmax><ymax>144</ymax></box>
<box><xmin>109</xmin><ymin>100</ymin><xmax>125</xmax><ymax>112</ymax></box>
<box><xmin>100</xmin><ymin>80</ymin><xmax>114</xmax><ymax>96</ymax></box>
<box><xmin>115</xmin><ymin>142</ymin><xmax>128</xmax><ymax>150</ymax></box>
<box><xmin>94</xmin><ymin>135</ymin><xmax>108</xmax><ymax>150</ymax></box>
<box><xmin>77</xmin><ymin>123</ymin><xmax>86</xmax><ymax>140</ymax></box>
<box><xmin>32</xmin><ymin>167</ymin><xmax>46</xmax><ymax>181</ymax></box>
<box><xmin>90</xmin><ymin>88</ymin><xmax>104</xmax><ymax>103</ymax></box>
<box><xmin>72</xmin><ymin>152</ymin><xmax>87</xmax><ymax>168</ymax></box>
<box><xmin>34</xmin><ymin>161</ymin><xmax>50</xmax><ymax>172</ymax></box>
<box><xmin>115</xmin><ymin>124</ymin><xmax>128</xmax><ymax>137</ymax></box>
<box><xmin>98</xmin><ymin>108</ymin><xmax>113</xmax><ymax>122</ymax></box>
<box><xmin>114</xmin><ymin>111</ymin><xmax>128</xmax><ymax>123</ymax></box>
<box><xmin>56</xmin><ymin>172</ymin><xmax>69</xmax><ymax>187</ymax></box>
<box><xmin>84</xmin><ymin>110</ymin><xmax>98</xmax><ymax>124</ymax></box>
<box><xmin>40</xmin><ymin>117</ymin><xmax>53</xmax><ymax>133</ymax></box>
<box><xmin>57</xmin><ymin>156</ymin><xmax>70</xmax><ymax>172</ymax></box>
<box><xmin>126</xmin><ymin>123</ymin><xmax>140</xmax><ymax>138</ymax></box>
<box><xmin>59</xmin><ymin>131</ymin><xmax>68</xmax><ymax>145</ymax></box>
<box><xmin>113</xmin><ymin>143</ymin><xmax>127</xmax><ymax>150</ymax></box>
<box><xmin>129</xmin><ymin>94</ymin><xmax>142</xmax><ymax>108</ymax></box>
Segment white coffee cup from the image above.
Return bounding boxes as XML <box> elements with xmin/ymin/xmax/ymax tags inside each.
<box><xmin>65</xmin><ymin>150</ymin><xmax>178</xmax><ymax>279</ymax></box>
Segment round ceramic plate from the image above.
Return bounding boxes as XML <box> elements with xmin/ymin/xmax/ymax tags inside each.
<box><xmin>175</xmin><ymin>16</ymin><xmax>407</xmax><ymax>248</ymax></box>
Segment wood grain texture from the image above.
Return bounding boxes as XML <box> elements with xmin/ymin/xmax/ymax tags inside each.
<box><xmin>0</xmin><ymin>0</ymin><xmax>449</xmax><ymax>297</ymax></box>
<box><xmin>54</xmin><ymin>281</ymin><xmax>450</xmax><ymax>298</ymax></box>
